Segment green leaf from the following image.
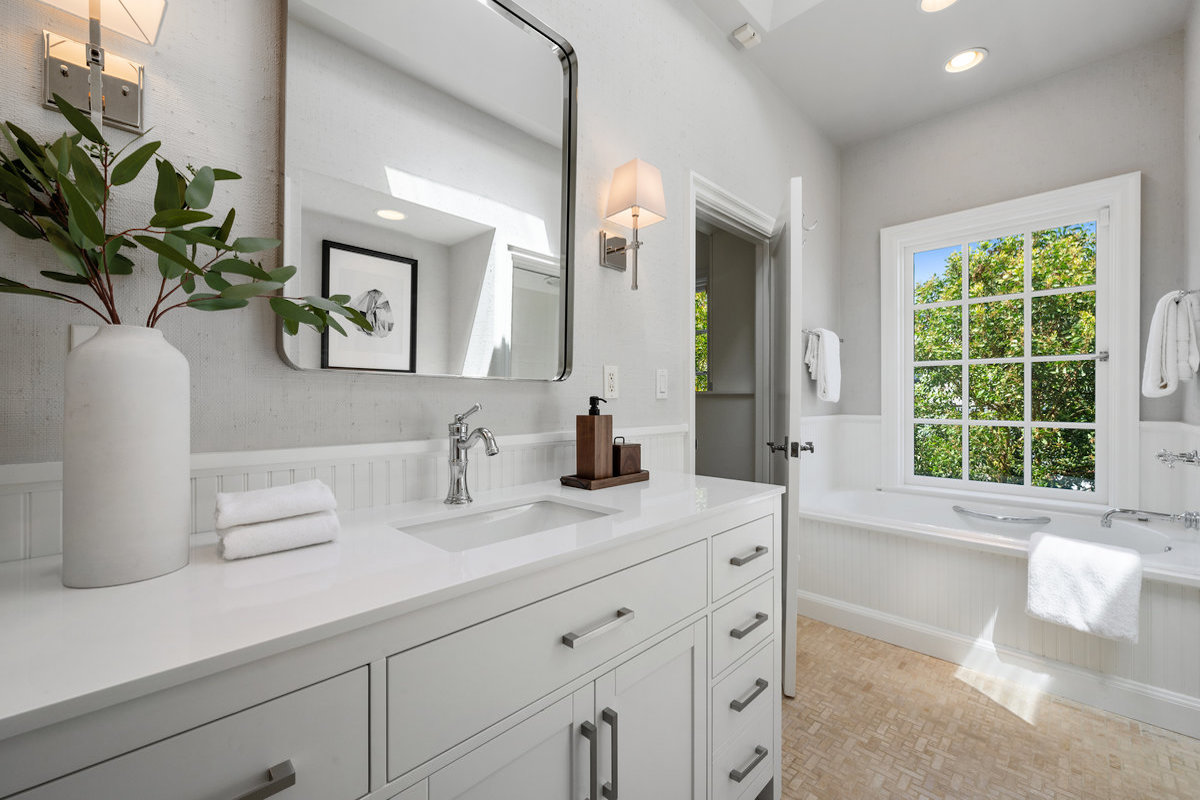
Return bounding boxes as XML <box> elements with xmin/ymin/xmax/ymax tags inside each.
<box><xmin>282</xmin><ymin>317</ymin><xmax>300</xmax><ymax>336</ymax></box>
<box><xmin>204</xmin><ymin>273</ymin><xmax>231</xmax><ymax>291</ymax></box>
<box><xmin>0</xmin><ymin>208</ymin><xmax>41</xmax><ymax>238</ymax></box>
<box><xmin>324</xmin><ymin>314</ymin><xmax>347</xmax><ymax>336</ymax></box>
<box><xmin>154</xmin><ymin>159</ymin><xmax>182</xmax><ymax>212</ymax></box>
<box><xmin>209</xmin><ymin>259</ymin><xmax>271</xmax><ymax>280</ymax></box>
<box><xmin>40</xmin><ymin>270</ymin><xmax>91</xmax><ymax>284</ymax></box>
<box><xmin>302</xmin><ymin>294</ymin><xmax>356</xmax><ymax>318</ymax></box>
<box><xmin>212</xmin><ymin>169</ymin><xmax>241</xmax><ymax>181</ymax></box>
<box><xmin>220</xmin><ymin>280</ymin><xmax>283</xmax><ymax>300</ymax></box>
<box><xmin>268</xmin><ymin>296</ymin><xmax>321</xmax><ymax>326</ymax></box>
<box><xmin>44</xmin><ymin>226</ymin><xmax>89</xmax><ymax>276</ymax></box>
<box><xmin>267</xmin><ymin>265</ymin><xmax>296</xmax><ymax>283</ymax></box>
<box><xmin>216</xmin><ymin>207</ymin><xmax>235</xmax><ymax>242</ymax></box>
<box><xmin>231</xmin><ymin>237</ymin><xmax>280</xmax><ymax>254</ymax></box>
<box><xmin>0</xmin><ymin>163</ymin><xmax>33</xmax><ymax>204</ymax></box>
<box><xmin>110</xmin><ymin>141</ymin><xmax>161</xmax><ymax>186</ymax></box>
<box><xmin>0</xmin><ymin>283</ymin><xmax>65</xmax><ymax>300</ymax></box>
<box><xmin>171</xmin><ymin>228</ymin><xmax>229</xmax><ymax>250</ymax></box>
<box><xmin>181</xmin><ymin>274</ymin><xmax>195</xmax><ymax>293</ymax></box>
<box><xmin>51</xmin><ymin>94</ymin><xmax>105</xmax><ymax>144</ymax></box>
<box><xmin>1</xmin><ymin>125</ymin><xmax>50</xmax><ymax>189</ymax></box>
<box><xmin>107</xmin><ymin>253</ymin><xmax>135</xmax><ymax>275</ymax></box>
<box><xmin>50</xmin><ymin>135</ymin><xmax>71</xmax><ymax>178</ymax></box>
<box><xmin>134</xmin><ymin>234</ymin><xmax>195</xmax><ymax>279</ymax></box>
<box><xmin>189</xmin><ymin>294</ymin><xmax>250</xmax><ymax>311</ymax></box>
<box><xmin>149</xmin><ymin>208</ymin><xmax>213</xmax><ymax>228</ymax></box>
<box><xmin>59</xmin><ymin>179</ymin><xmax>105</xmax><ymax>247</ymax></box>
<box><xmin>184</xmin><ymin>166</ymin><xmax>215</xmax><ymax>209</ymax></box>
<box><xmin>68</xmin><ymin>143</ymin><xmax>106</xmax><ymax>206</ymax></box>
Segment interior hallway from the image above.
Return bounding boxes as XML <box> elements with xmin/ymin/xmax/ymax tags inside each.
<box><xmin>781</xmin><ymin>617</ymin><xmax>1200</xmax><ymax>799</ymax></box>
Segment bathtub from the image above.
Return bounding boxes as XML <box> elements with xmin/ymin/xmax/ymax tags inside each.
<box><xmin>794</xmin><ymin>489</ymin><xmax>1200</xmax><ymax>738</ymax></box>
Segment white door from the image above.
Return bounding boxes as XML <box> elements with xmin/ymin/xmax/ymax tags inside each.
<box><xmin>768</xmin><ymin>177</ymin><xmax>804</xmax><ymax>698</ymax></box>
<box><xmin>593</xmin><ymin>624</ymin><xmax>706</xmax><ymax>800</ymax></box>
<box><xmin>427</xmin><ymin>689</ymin><xmax>593</xmax><ymax>800</ymax></box>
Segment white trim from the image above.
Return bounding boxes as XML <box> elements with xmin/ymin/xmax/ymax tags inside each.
<box><xmin>880</xmin><ymin>172</ymin><xmax>1141</xmax><ymax>507</ymax></box>
<box><xmin>798</xmin><ymin>590</ymin><xmax>1200</xmax><ymax>740</ymax></box>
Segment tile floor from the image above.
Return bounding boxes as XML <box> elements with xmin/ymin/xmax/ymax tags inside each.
<box><xmin>781</xmin><ymin>616</ymin><xmax>1200</xmax><ymax>799</ymax></box>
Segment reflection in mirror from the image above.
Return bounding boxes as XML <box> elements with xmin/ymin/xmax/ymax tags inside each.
<box><xmin>281</xmin><ymin>0</ymin><xmax>576</xmax><ymax>379</ymax></box>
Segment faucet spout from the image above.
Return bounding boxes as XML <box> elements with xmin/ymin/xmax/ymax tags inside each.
<box><xmin>465</xmin><ymin>427</ymin><xmax>500</xmax><ymax>457</ymax></box>
<box><xmin>444</xmin><ymin>407</ymin><xmax>499</xmax><ymax>504</ymax></box>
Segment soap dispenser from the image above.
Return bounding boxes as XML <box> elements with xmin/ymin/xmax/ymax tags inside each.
<box><xmin>576</xmin><ymin>396</ymin><xmax>613</xmax><ymax>479</ymax></box>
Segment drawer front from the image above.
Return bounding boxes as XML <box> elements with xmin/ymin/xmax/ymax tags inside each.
<box><xmin>712</xmin><ymin>579</ymin><xmax>773</xmax><ymax>677</ymax></box>
<box><xmin>712</xmin><ymin>705</ymin><xmax>773</xmax><ymax>800</ymax></box>
<box><xmin>17</xmin><ymin>668</ymin><xmax>369</xmax><ymax>800</ymax></box>
<box><xmin>711</xmin><ymin>516</ymin><xmax>774</xmax><ymax>601</ymax></box>
<box><xmin>712</xmin><ymin>641</ymin><xmax>774</xmax><ymax>751</ymax></box>
<box><xmin>388</xmin><ymin>541</ymin><xmax>707</xmax><ymax>780</ymax></box>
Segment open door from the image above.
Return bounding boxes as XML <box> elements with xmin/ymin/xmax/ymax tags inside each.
<box><xmin>768</xmin><ymin>177</ymin><xmax>804</xmax><ymax>698</ymax></box>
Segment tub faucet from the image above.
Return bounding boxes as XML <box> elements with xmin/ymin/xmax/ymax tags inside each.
<box><xmin>445</xmin><ymin>403</ymin><xmax>500</xmax><ymax>505</ymax></box>
<box><xmin>1100</xmin><ymin>507</ymin><xmax>1200</xmax><ymax>529</ymax></box>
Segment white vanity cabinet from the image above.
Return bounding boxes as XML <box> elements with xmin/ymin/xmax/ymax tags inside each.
<box><xmin>0</xmin><ymin>476</ymin><xmax>782</xmax><ymax>800</ymax></box>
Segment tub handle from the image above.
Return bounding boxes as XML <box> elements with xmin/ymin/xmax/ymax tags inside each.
<box><xmin>953</xmin><ymin>505</ymin><xmax>1050</xmax><ymax>526</ymax></box>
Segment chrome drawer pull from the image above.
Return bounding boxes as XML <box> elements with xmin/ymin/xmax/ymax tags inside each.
<box><xmin>729</xmin><ymin>678</ymin><xmax>769</xmax><ymax>712</ymax></box>
<box><xmin>562</xmin><ymin>607</ymin><xmax>635</xmax><ymax>648</ymax></box>
<box><xmin>581</xmin><ymin>721</ymin><xmax>599</xmax><ymax>800</ymax></box>
<box><xmin>729</xmin><ymin>611</ymin><xmax>768</xmax><ymax>640</ymax></box>
<box><xmin>601</xmin><ymin>707</ymin><xmax>619</xmax><ymax>799</ymax></box>
<box><xmin>233</xmin><ymin>760</ymin><xmax>296</xmax><ymax>800</ymax></box>
<box><xmin>729</xmin><ymin>545</ymin><xmax>768</xmax><ymax>567</ymax></box>
<box><xmin>729</xmin><ymin>745</ymin><xmax>768</xmax><ymax>783</ymax></box>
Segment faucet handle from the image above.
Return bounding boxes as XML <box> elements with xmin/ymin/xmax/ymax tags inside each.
<box><xmin>455</xmin><ymin>403</ymin><xmax>482</xmax><ymax>423</ymax></box>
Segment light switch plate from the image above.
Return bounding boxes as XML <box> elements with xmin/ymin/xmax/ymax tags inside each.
<box><xmin>655</xmin><ymin>368</ymin><xmax>668</xmax><ymax>399</ymax></box>
<box><xmin>603</xmin><ymin>364</ymin><xmax>619</xmax><ymax>399</ymax></box>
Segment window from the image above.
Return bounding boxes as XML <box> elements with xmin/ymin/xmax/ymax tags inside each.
<box><xmin>695</xmin><ymin>288</ymin><xmax>710</xmax><ymax>391</ymax></box>
<box><xmin>880</xmin><ymin>174</ymin><xmax>1141</xmax><ymax>506</ymax></box>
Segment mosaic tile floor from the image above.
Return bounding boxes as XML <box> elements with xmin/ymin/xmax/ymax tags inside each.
<box><xmin>781</xmin><ymin>617</ymin><xmax>1200</xmax><ymax>799</ymax></box>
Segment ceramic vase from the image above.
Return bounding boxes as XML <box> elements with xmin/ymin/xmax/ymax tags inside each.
<box><xmin>61</xmin><ymin>325</ymin><xmax>191</xmax><ymax>588</ymax></box>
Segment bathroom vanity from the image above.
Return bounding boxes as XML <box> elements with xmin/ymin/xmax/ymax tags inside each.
<box><xmin>0</xmin><ymin>473</ymin><xmax>782</xmax><ymax>800</ymax></box>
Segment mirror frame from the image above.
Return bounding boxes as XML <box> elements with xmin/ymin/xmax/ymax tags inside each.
<box><xmin>277</xmin><ymin>0</ymin><xmax>578</xmax><ymax>381</ymax></box>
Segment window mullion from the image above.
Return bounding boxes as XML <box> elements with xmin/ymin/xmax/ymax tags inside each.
<box><xmin>960</xmin><ymin>243</ymin><xmax>970</xmax><ymax>481</ymax></box>
<box><xmin>1023</xmin><ymin>230</ymin><xmax>1033</xmax><ymax>488</ymax></box>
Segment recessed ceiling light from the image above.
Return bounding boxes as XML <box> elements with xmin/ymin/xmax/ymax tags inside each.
<box><xmin>945</xmin><ymin>47</ymin><xmax>988</xmax><ymax>73</ymax></box>
<box><xmin>375</xmin><ymin>209</ymin><xmax>407</xmax><ymax>221</ymax></box>
<box><xmin>920</xmin><ymin>0</ymin><xmax>960</xmax><ymax>11</ymax></box>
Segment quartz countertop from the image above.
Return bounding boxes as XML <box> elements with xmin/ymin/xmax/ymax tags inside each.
<box><xmin>0</xmin><ymin>471</ymin><xmax>781</xmax><ymax>740</ymax></box>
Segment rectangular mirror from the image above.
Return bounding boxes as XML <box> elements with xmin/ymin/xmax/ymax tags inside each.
<box><xmin>280</xmin><ymin>0</ymin><xmax>576</xmax><ymax>379</ymax></box>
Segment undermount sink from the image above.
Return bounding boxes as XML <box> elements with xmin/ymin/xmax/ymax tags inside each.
<box><xmin>396</xmin><ymin>498</ymin><xmax>617</xmax><ymax>552</ymax></box>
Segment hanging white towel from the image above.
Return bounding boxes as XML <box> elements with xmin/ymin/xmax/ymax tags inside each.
<box><xmin>214</xmin><ymin>479</ymin><xmax>337</xmax><ymax>529</ymax></box>
<box><xmin>1177</xmin><ymin>293</ymin><xmax>1200</xmax><ymax>381</ymax></box>
<box><xmin>1142</xmin><ymin>293</ymin><xmax>1182</xmax><ymax>397</ymax></box>
<box><xmin>803</xmin><ymin>328</ymin><xmax>841</xmax><ymax>403</ymax></box>
<box><xmin>218</xmin><ymin>510</ymin><xmax>341</xmax><ymax>560</ymax></box>
<box><xmin>1026</xmin><ymin>532</ymin><xmax>1142</xmax><ymax>642</ymax></box>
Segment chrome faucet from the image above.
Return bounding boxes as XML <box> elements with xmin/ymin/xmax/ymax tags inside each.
<box><xmin>1100</xmin><ymin>507</ymin><xmax>1200</xmax><ymax>529</ymax></box>
<box><xmin>444</xmin><ymin>403</ymin><xmax>499</xmax><ymax>505</ymax></box>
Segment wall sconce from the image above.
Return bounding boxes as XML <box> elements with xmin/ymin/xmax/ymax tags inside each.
<box><xmin>600</xmin><ymin>158</ymin><xmax>666</xmax><ymax>290</ymax></box>
<box><xmin>38</xmin><ymin>0</ymin><xmax>167</xmax><ymax>133</ymax></box>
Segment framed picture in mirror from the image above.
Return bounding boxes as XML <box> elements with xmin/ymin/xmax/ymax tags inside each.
<box><xmin>321</xmin><ymin>240</ymin><xmax>418</xmax><ymax>373</ymax></box>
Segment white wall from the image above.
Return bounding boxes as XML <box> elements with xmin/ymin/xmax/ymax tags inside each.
<box><xmin>0</xmin><ymin>0</ymin><xmax>840</xmax><ymax>464</ymax></box>
<box><xmin>838</xmin><ymin>32</ymin><xmax>1186</xmax><ymax>423</ymax></box>
<box><xmin>1185</xmin><ymin>5</ymin><xmax>1200</xmax><ymax>425</ymax></box>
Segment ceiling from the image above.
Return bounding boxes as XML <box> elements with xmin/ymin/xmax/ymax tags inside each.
<box><xmin>691</xmin><ymin>0</ymin><xmax>1192</xmax><ymax>146</ymax></box>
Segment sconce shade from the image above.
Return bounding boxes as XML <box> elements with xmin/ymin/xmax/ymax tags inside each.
<box><xmin>604</xmin><ymin>158</ymin><xmax>666</xmax><ymax>229</ymax></box>
<box><xmin>38</xmin><ymin>0</ymin><xmax>166</xmax><ymax>45</ymax></box>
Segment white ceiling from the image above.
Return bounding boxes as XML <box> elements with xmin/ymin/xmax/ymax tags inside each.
<box><xmin>691</xmin><ymin>0</ymin><xmax>1192</xmax><ymax>146</ymax></box>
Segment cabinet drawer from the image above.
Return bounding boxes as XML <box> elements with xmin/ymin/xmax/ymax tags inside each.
<box><xmin>16</xmin><ymin>668</ymin><xmax>369</xmax><ymax>800</ymax></box>
<box><xmin>711</xmin><ymin>516</ymin><xmax>773</xmax><ymax>601</ymax></box>
<box><xmin>712</xmin><ymin>579</ymin><xmax>773</xmax><ymax>677</ymax></box>
<box><xmin>712</xmin><ymin>641</ymin><xmax>773</xmax><ymax>751</ymax></box>
<box><xmin>387</xmin><ymin>541</ymin><xmax>707</xmax><ymax>780</ymax></box>
<box><xmin>712</xmin><ymin>705</ymin><xmax>773</xmax><ymax>800</ymax></box>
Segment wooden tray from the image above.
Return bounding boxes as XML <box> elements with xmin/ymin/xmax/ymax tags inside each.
<box><xmin>560</xmin><ymin>470</ymin><xmax>650</xmax><ymax>490</ymax></box>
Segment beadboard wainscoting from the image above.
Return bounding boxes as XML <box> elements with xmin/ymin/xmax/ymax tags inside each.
<box><xmin>797</xmin><ymin>518</ymin><xmax>1200</xmax><ymax>739</ymax></box>
<box><xmin>0</xmin><ymin>425</ymin><xmax>690</xmax><ymax>564</ymax></box>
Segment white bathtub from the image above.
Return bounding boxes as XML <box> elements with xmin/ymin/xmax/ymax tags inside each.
<box><xmin>794</xmin><ymin>489</ymin><xmax>1200</xmax><ymax>738</ymax></box>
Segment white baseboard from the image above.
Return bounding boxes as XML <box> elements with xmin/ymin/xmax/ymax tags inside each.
<box><xmin>797</xmin><ymin>589</ymin><xmax>1200</xmax><ymax>740</ymax></box>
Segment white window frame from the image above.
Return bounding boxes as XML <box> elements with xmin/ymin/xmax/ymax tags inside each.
<box><xmin>880</xmin><ymin>173</ymin><xmax>1140</xmax><ymax>508</ymax></box>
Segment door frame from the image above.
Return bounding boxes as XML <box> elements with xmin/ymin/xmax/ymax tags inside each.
<box><xmin>687</xmin><ymin>173</ymin><xmax>777</xmax><ymax>479</ymax></box>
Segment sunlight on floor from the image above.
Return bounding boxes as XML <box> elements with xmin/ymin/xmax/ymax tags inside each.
<box><xmin>952</xmin><ymin>611</ymin><xmax>1052</xmax><ymax>725</ymax></box>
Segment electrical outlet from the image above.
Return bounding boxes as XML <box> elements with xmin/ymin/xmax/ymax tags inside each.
<box><xmin>655</xmin><ymin>368</ymin><xmax>668</xmax><ymax>399</ymax></box>
<box><xmin>603</xmin><ymin>364</ymin><xmax>619</xmax><ymax>399</ymax></box>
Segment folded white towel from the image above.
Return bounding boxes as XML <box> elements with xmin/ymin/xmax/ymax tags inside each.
<box><xmin>214</xmin><ymin>479</ymin><xmax>337</xmax><ymax>529</ymax></box>
<box><xmin>1026</xmin><ymin>532</ymin><xmax>1142</xmax><ymax>642</ymax></box>
<box><xmin>803</xmin><ymin>328</ymin><xmax>841</xmax><ymax>403</ymax></box>
<box><xmin>218</xmin><ymin>510</ymin><xmax>341</xmax><ymax>560</ymax></box>
<box><xmin>1142</xmin><ymin>292</ymin><xmax>1196</xmax><ymax>397</ymax></box>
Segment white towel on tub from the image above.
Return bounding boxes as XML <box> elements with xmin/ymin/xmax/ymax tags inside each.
<box><xmin>1026</xmin><ymin>532</ymin><xmax>1142</xmax><ymax>642</ymax></box>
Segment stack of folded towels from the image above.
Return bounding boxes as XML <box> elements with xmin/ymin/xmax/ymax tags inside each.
<box><xmin>214</xmin><ymin>479</ymin><xmax>340</xmax><ymax>560</ymax></box>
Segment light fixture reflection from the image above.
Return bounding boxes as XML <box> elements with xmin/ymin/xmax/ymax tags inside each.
<box><xmin>945</xmin><ymin>47</ymin><xmax>988</xmax><ymax>73</ymax></box>
<box><xmin>375</xmin><ymin>209</ymin><xmax>407</xmax><ymax>221</ymax></box>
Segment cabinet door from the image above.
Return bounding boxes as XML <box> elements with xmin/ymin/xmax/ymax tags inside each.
<box><xmin>594</xmin><ymin>622</ymin><xmax>706</xmax><ymax>800</ymax></box>
<box><xmin>428</xmin><ymin>687</ymin><xmax>592</xmax><ymax>800</ymax></box>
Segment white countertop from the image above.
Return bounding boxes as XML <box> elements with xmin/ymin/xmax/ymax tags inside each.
<box><xmin>0</xmin><ymin>472</ymin><xmax>781</xmax><ymax>741</ymax></box>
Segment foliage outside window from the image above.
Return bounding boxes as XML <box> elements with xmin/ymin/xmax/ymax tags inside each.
<box><xmin>910</xmin><ymin>222</ymin><xmax>1099</xmax><ymax>492</ymax></box>
<box><xmin>695</xmin><ymin>289</ymin><xmax>709</xmax><ymax>391</ymax></box>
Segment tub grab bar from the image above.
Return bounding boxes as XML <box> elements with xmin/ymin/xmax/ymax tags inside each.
<box><xmin>953</xmin><ymin>505</ymin><xmax>1050</xmax><ymax>526</ymax></box>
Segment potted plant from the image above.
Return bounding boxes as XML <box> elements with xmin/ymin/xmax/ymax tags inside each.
<box><xmin>0</xmin><ymin>97</ymin><xmax>370</xmax><ymax>587</ymax></box>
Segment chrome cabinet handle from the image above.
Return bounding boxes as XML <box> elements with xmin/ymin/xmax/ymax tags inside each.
<box><xmin>601</xmin><ymin>707</ymin><xmax>618</xmax><ymax>799</ymax></box>
<box><xmin>562</xmin><ymin>608</ymin><xmax>635</xmax><ymax>648</ymax></box>
<box><xmin>729</xmin><ymin>612</ymin><xmax>768</xmax><ymax>640</ymax></box>
<box><xmin>729</xmin><ymin>545</ymin><xmax>768</xmax><ymax>567</ymax></box>
<box><xmin>729</xmin><ymin>678</ymin><xmax>769</xmax><ymax>712</ymax></box>
<box><xmin>232</xmin><ymin>760</ymin><xmax>296</xmax><ymax>800</ymax></box>
<box><xmin>729</xmin><ymin>746</ymin><xmax>768</xmax><ymax>783</ymax></box>
<box><xmin>582</xmin><ymin>721</ymin><xmax>599</xmax><ymax>800</ymax></box>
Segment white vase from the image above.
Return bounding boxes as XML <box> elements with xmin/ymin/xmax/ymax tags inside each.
<box><xmin>62</xmin><ymin>325</ymin><xmax>191</xmax><ymax>588</ymax></box>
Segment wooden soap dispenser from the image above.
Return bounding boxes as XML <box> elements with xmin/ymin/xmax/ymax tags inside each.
<box><xmin>576</xmin><ymin>396</ymin><xmax>612</xmax><ymax>480</ymax></box>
